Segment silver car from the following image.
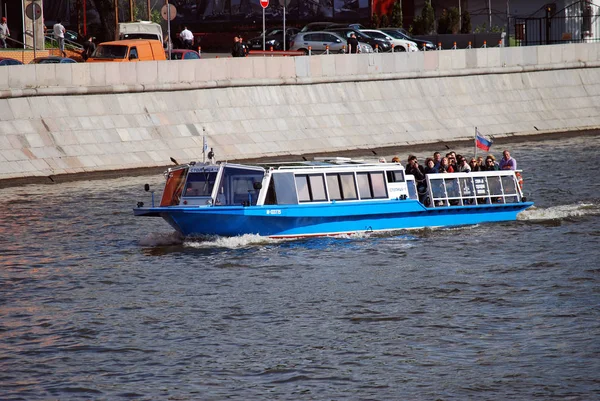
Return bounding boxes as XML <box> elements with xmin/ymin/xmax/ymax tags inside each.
<box><xmin>289</xmin><ymin>31</ymin><xmax>373</xmax><ymax>55</ymax></box>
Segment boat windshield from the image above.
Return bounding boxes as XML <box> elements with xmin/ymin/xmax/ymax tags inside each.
<box><xmin>183</xmin><ymin>171</ymin><xmax>218</xmax><ymax>197</ymax></box>
<box><xmin>216</xmin><ymin>166</ymin><xmax>265</xmax><ymax>206</ymax></box>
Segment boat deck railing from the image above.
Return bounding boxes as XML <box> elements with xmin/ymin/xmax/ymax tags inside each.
<box><xmin>424</xmin><ymin>170</ymin><xmax>524</xmax><ymax>207</ymax></box>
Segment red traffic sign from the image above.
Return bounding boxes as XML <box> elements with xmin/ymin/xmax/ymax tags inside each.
<box><xmin>260</xmin><ymin>0</ymin><xmax>269</xmax><ymax>8</ymax></box>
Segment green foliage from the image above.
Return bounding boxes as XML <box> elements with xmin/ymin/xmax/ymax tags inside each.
<box><xmin>412</xmin><ymin>16</ymin><xmax>423</xmax><ymax>35</ymax></box>
<box><xmin>390</xmin><ymin>1</ymin><xmax>403</xmax><ymax>28</ymax></box>
<box><xmin>474</xmin><ymin>22</ymin><xmax>503</xmax><ymax>33</ymax></box>
<box><xmin>151</xmin><ymin>9</ymin><xmax>162</xmax><ymax>24</ymax></box>
<box><xmin>370</xmin><ymin>13</ymin><xmax>380</xmax><ymax>28</ymax></box>
<box><xmin>461</xmin><ymin>10</ymin><xmax>472</xmax><ymax>33</ymax></box>
<box><xmin>437</xmin><ymin>9</ymin><xmax>448</xmax><ymax>34</ymax></box>
<box><xmin>381</xmin><ymin>14</ymin><xmax>389</xmax><ymax>28</ymax></box>
<box><xmin>422</xmin><ymin>0</ymin><xmax>435</xmax><ymax>34</ymax></box>
<box><xmin>447</xmin><ymin>7</ymin><xmax>460</xmax><ymax>34</ymax></box>
<box><xmin>437</xmin><ymin>7</ymin><xmax>460</xmax><ymax>34</ymax></box>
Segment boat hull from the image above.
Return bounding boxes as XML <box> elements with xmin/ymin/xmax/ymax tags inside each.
<box><xmin>134</xmin><ymin>199</ymin><xmax>534</xmax><ymax>238</ymax></box>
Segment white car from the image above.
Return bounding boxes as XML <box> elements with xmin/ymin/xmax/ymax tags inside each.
<box><xmin>360</xmin><ymin>29</ymin><xmax>419</xmax><ymax>52</ymax></box>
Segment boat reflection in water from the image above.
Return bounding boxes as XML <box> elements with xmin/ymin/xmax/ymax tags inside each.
<box><xmin>133</xmin><ymin>157</ymin><xmax>534</xmax><ymax>238</ymax></box>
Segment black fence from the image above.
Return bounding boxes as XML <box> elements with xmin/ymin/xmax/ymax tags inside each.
<box><xmin>513</xmin><ymin>5</ymin><xmax>600</xmax><ymax>46</ymax></box>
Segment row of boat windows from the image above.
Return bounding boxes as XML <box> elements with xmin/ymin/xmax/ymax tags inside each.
<box><xmin>265</xmin><ymin>170</ymin><xmax>406</xmax><ymax>205</ymax></box>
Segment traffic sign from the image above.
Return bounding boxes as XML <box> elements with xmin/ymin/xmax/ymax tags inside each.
<box><xmin>260</xmin><ymin>0</ymin><xmax>269</xmax><ymax>8</ymax></box>
<box><xmin>161</xmin><ymin>3</ymin><xmax>177</xmax><ymax>21</ymax></box>
<box><xmin>25</xmin><ymin>3</ymin><xmax>42</xmax><ymax>20</ymax></box>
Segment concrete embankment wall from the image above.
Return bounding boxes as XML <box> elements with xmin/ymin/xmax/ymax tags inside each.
<box><xmin>1</xmin><ymin>43</ymin><xmax>600</xmax><ymax>181</ymax></box>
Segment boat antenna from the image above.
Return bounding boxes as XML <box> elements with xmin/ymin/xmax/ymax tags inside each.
<box><xmin>170</xmin><ymin>157</ymin><xmax>179</xmax><ymax>165</ymax></box>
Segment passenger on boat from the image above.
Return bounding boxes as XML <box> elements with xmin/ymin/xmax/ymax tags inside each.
<box><xmin>457</xmin><ymin>156</ymin><xmax>471</xmax><ymax>173</ymax></box>
<box><xmin>391</xmin><ymin>156</ymin><xmax>402</xmax><ymax>164</ymax></box>
<box><xmin>500</xmin><ymin>150</ymin><xmax>517</xmax><ymax>170</ymax></box>
<box><xmin>378</xmin><ymin>157</ymin><xmax>387</xmax><ymax>163</ymax></box>
<box><xmin>423</xmin><ymin>157</ymin><xmax>438</xmax><ymax>174</ymax></box>
<box><xmin>482</xmin><ymin>156</ymin><xmax>500</xmax><ymax>171</ymax></box>
<box><xmin>446</xmin><ymin>152</ymin><xmax>458</xmax><ymax>172</ymax></box>
<box><xmin>433</xmin><ymin>152</ymin><xmax>442</xmax><ymax>169</ymax></box>
<box><xmin>406</xmin><ymin>155</ymin><xmax>427</xmax><ymax>201</ymax></box>
<box><xmin>439</xmin><ymin>157</ymin><xmax>453</xmax><ymax>173</ymax></box>
<box><xmin>476</xmin><ymin>156</ymin><xmax>484</xmax><ymax>169</ymax></box>
<box><xmin>469</xmin><ymin>158</ymin><xmax>481</xmax><ymax>172</ymax></box>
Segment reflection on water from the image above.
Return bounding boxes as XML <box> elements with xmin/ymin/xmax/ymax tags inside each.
<box><xmin>1</xmin><ymin>134</ymin><xmax>599</xmax><ymax>400</ymax></box>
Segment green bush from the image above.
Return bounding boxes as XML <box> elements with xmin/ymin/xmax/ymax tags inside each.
<box><xmin>390</xmin><ymin>1</ymin><xmax>403</xmax><ymax>28</ymax></box>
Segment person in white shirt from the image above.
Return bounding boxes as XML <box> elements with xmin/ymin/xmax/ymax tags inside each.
<box><xmin>179</xmin><ymin>26</ymin><xmax>194</xmax><ymax>49</ymax></box>
<box><xmin>53</xmin><ymin>19</ymin><xmax>66</xmax><ymax>57</ymax></box>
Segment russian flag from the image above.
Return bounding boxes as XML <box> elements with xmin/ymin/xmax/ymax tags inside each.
<box><xmin>476</xmin><ymin>130</ymin><xmax>493</xmax><ymax>152</ymax></box>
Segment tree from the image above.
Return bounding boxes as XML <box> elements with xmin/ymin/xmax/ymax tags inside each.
<box><xmin>437</xmin><ymin>8</ymin><xmax>449</xmax><ymax>34</ymax></box>
<box><xmin>381</xmin><ymin>14</ymin><xmax>389</xmax><ymax>28</ymax></box>
<box><xmin>421</xmin><ymin>0</ymin><xmax>435</xmax><ymax>35</ymax></box>
<box><xmin>390</xmin><ymin>1</ymin><xmax>403</xmax><ymax>28</ymax></box>
<box><xmin>370</xmin><ymin>13</ymin><xmax>380</xmax><ymax>28</ymax></box>
<box><xmin>447</xmin><ymin>7</ymin><xmax>460</xmax><ymax>34</ymax></box>
<box><xmin>461</xmin><ymin>10</ymin><xmax>472</xmax><ymax>33</ymax></box>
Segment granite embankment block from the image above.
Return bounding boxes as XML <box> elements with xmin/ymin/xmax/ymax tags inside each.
<box><xmin>1</xmin><ymin>43</ymin><xmax>600</xmax><ymax>181</ymax></box>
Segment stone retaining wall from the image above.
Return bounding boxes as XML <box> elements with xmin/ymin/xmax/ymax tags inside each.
<box><xmin>1</xmin><ymin>43</ymin><xmax>599</xmax><ymax>181</ymax></box>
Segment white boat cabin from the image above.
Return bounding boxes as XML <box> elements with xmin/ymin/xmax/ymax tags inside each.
<box><xmin>157</xmin><ymin>158</ymin><xmax>525</xmax><ymax>208</ymax></box>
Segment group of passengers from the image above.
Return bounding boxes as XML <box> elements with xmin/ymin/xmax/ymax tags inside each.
<box><xmin>398</xmin><ymin>149</ymin><xmax>517</xmax><ymax>176</ymax></box>
<box><xmin>392</xmin><ymin>149</ymin><xmax>518</xmax><ymax>203</ymax></box>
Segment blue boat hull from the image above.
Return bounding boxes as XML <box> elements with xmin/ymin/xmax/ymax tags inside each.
<box><xmin>135</xmin><ymin>199</ymin><xmax>534</xmax><ymax>238</ymax></box>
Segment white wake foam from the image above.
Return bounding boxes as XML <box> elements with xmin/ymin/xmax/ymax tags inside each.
<box><xmin>185</xmin><ymin>234</ymin><xmax>283</xmax><ymax>249</ymax></box>
<box><xmin>518</xmin><ymin>203</ymin><xmax>599</xmax><ymax>221</ymax></box>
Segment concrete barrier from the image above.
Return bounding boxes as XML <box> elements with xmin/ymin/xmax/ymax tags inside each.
<box><xmin>1</xmin><ymin>43</ymin><xmax>599</xmax><ymax>182</ymax></box>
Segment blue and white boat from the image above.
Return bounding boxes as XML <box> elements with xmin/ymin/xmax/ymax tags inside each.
<box><xmin>133</xmin><ymin>157</ymin><xmax>533</xmax><ymax>238</ymax></box>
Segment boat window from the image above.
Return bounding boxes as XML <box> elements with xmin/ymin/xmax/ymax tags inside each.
<box><xmin>487</xmin><ymin>176</ymin><xmax>503</xmax><ymax>196</ymax></box>
<box><xmin>406</xmin><ymin>178</ymin><xmax>418</xmax><ymax>200</ymax></box>
<box><xmin>160</xmin><ymin>168</ymin><xmax>188</xmax><ymax>206</ymax></box>
<box><xmin>444</xmin><ymin>178</ymin><xmax>461</xmax><ymax>198</ymax></box>
<box><xmin>267</xmin><ymin>173</ymin><xmax>298</xmax><ymax>205</ymax></box>
<box><xmin>309</xmin><ymin>175</ymin><xmax>327</xmax><ymax>201</ymax></box>
<box><xmin>218</xmin><ymin>166</ymin><xmax>264</xmax><ymax>206</ymax></box>
<box><xmin>501</xmin><ymin>176</ymin><xmax>517</xmax><ymax>195</ymax></box>
<box><xmin>357</xmin><ymin>172</ymin><xmax>388</xmax><ymax>199</ymax></box>
<box><xmin>295</xmin><ymin>174</ymin><xmax>328</xmax><ymax>203</ymax></box>
<box><xmin>386</xmin><ymin>170</ymin><xmax>405</xmax><ymax>183</ymax></box>
<box><xmin>357</xmin><ymin>173</ymin><xmax>372</xmax><ymax>199</ymax></box>
<box><xmin>429</xmin><ymin>178</ymin><xmax>446</xmax><ymax>201</ymax></box>
<box><xmin>340</xmin><ymin>173</ymin><xmax>358</xmax><ymax>200</ymax></box>
<box><xmin>183</xmin><ymin>171</ymin><xmax>217</xmax><ymax>197</ymax></box>
<box><xmin>370</xmin><ymin>172</ymin><xmax>387</xmax><ymax>198</ymax></box>
<box><xmin>326</xmin><ymin>173</ymin><xmax>357</xmax><ymax>201</ymax></box>
<box><xmin>296</xmin><ymin>176</ymin><xmax>310</xmax><ymax>202</ymax></box>
<box><xmin>326</xmin><ymin>174</ymin><xmax>342</xmax><ymax>200</ymax></box>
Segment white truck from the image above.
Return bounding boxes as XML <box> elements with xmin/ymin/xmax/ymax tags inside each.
<box><xmin>118</xmin><ymin>21</ymin><xmax>163</xmax><ymax>45</ymax></box>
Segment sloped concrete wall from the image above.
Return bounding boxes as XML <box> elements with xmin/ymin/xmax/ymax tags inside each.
<box><xmin>1</xmin><ymin>43</ymin><xmax>600</xmax><ymax>181</ymax></box>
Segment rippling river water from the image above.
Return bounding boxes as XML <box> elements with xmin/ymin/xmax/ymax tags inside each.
<box><xmin>1</xmin><ymin>134</ymin><xmax>599</xmax><ymax>400</ymax></box>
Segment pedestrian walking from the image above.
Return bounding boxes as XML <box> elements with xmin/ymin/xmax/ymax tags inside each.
<box><xmin>0</xmin><ymin>17</ymin><xmax>9</xmax><ymax>48</ymax></box>
<box><xmin>53</xmin><ymin>19</ymin><xmax>66</xmax><ymax>57</ymax></box>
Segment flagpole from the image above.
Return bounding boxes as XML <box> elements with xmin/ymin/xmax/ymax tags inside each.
<box><xmin>474</xmin><ymin>127</ymin><xmax>477</xmax><ymax>158</ymax></box>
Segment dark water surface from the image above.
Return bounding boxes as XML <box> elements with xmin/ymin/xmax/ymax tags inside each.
<box><xmin>1</xmin><ymin>135</ymin><xmax>599</xmax><ymax>400</ymax></box>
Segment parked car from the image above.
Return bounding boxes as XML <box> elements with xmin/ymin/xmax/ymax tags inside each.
<box><xmin>300</xmin><ymin>22</ymin><xmax>336</xmax><ymax>32</ymax></box>
<box><xmin>87</xmin><ymin>39</ymin><xmax>166</xmax><ymax>62</ymax></box>
<box><xmin>289</xmin><ymin>31</ymin><xmax>373</xmax><ymax>54</ymax></box>
<box><xmin>324</xmin><ymin>27</ymin><xmax>392</xmax><ymax>53</ymax></box>
<box><xmin>30</xmin><ymin>56</ymin><xmax>76</xmax><ymax>64</ymax></box>
<box><xmin>167</xmin><ymin>49</ymin><xmax>201</xmax><ymax>60</ymax></box>
<box><xmin>246</xmin><ymin>27</ymin><xmax>300</xmax><ymax>51</ymax></box>
<box><xmin>380</xmin><ymin>28</ymin><xmax>436</xmax><ymax>51</ymax></box>
<box><xmin>360</xmin><ymin>29</ymin><xmax>418</xmax><ymax>52</ymax></box>
<box><xmin>0</xmin><ymin>57</ymin><xmax>23</xmax><ymax>66</ymax></box>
